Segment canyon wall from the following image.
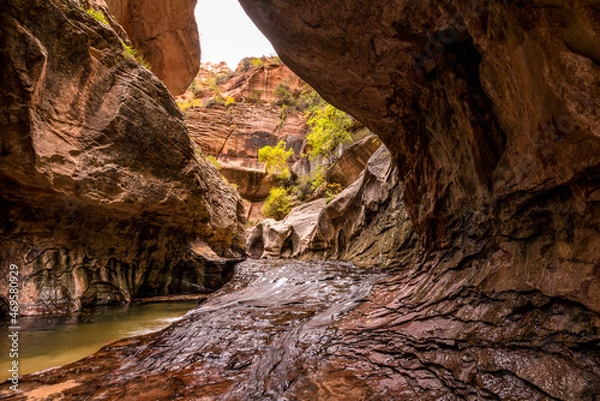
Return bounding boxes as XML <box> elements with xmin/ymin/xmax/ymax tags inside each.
<box><xmin>239</xmin><ymin>0</ymin><xmax>600</xmax><ymax>312</ymax></box>
<box><xmin>185</xmin><ymin>62</ymin><xmax>308</xmax><ymax>201</ymax></box>
<box><xmin>0</xmin><ymin>0</ymin><xmax>245</xmax><ymax>315</ymax></box>
<box><xmin>105</xmin><ymin>0</ymin><xmax>201</xmax><ymax>95</ymax></box>
<box><xmin>236</xmin><ymin>0</ymin><xmax>600</xmax><ymax>398</ymax></box>
<box><xmin>2</xmin><ymin>1</ymin><xmax>600</xmax><ymax>399</ymax></box>
<box><xmin>247</xmin><ymin>146</ymin><xmax>418</xmax><ymax>269</ymax></box>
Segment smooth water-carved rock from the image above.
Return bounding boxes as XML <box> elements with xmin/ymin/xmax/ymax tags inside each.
<box><xmin>0</xmin><ymin>0</ymin><xmax>244</xmax><ymax>315</ymax></box>
<box><xmin>247</xmin><ymin>198</ymin><xmax>326</xmax><ymax>259</ymax></box>
<box><xmin>6</xmin><ymin>260</ymin><xmax>599</xmax><ymax>400</ymax></box>
<box><xmin>240</xmin><ymin>0</ymin><xmax>600</xmax><ymax>311</ymax></box>
<box><xmin>105</xmin><ymin>0</ymin><xmax>200</xmax><ymax>95</ymax></box>
<box><xmin>247</xmin><ymin>146</ymin><xmax>418</xmax><ymax>267</ymax></box>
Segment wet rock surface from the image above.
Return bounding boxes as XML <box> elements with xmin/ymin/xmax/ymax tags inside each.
<box><xmin>4</xmin><ymin>259</ymin><xmax>600</xmax><ymax>400</ymax></box>
<box><xmin>0</xmin><ymin>0</ymin><xmax>245</xmax><ymax>315</ymax></box>
<box><xmin>2</xmin><ymin>260</ymin><xmax>384</xmax><ymax>400</ymax></box>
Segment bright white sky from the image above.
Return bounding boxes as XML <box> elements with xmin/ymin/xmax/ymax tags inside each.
<box><xmin>195</xmin><ymin>0</ymin><xmax>276</xmax><ymax>69</ymax></box>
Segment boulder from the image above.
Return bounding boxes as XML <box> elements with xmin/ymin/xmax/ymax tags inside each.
<box><xmin>246</xmin><ymin>219</ymin><xmax>293</xmax><ymax>259</ymax></box>
<box><xmin>247</xmin><ymin>198</ymin><xmax>326</xmax><ymax>259</ymax></box>
<box><xmin>0</xmin><ymin>0</ymin><xmax>245</xmax><ymax>315</ymax></box>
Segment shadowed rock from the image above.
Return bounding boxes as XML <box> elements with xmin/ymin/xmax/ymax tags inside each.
<box><xmin>0</xmin><ymin>0</ymin><xmax>245</xmax><ymax>315</ymax></box>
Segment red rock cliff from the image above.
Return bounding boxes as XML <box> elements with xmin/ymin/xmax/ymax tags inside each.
<box><xmin>105</xmin><ymin>0</ymin><xmax>201</xmax><ymax>95</ymax></box>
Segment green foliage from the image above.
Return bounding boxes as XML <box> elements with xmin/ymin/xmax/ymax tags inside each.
<box><xmin>325</xmin><ymin>182</ymin><xmax>342</xmax><ymax>204</ymax></box>
<box><xmin>86</xmin><ymin>8</ymin><xmax>108</xmax><ymax>25</ymax></box>
<box><xmin>289</xmin><ymin>163</ymin><xmax>327</xmax><ymax>201</ymax></box>
<box><xmin>205</xmin><ymin>155</ymin><xmax>221</xmax><ymax>169</ymax></box>
<box><xmin>306</xmin><ymin>104</ymin><xmax>353</xmax><ymax>160</ymax></box>
<box><xmin>177</xmin><ymin>98</ymin><xmax>202</xmax><ymax>111</ymax></box>
<box><xmin>277</xmin><ymin>104</ymin><xmax>290</xmax><ymax>128</ymax></box>
<box><xmin>122</xmin><ymin>42</ymin><xmax>151</xmax><ymax>69</ymax></box>
<box><xmin>310</xmin><ymin>165</ymin><xmax>326</xmax><ymax>191</ymax></box>
<box><xmin>274</xmin><ymin>83</ymin><xmax>294</xmax><ymax>106</ymax></box>
<box><xmin>215</xmin><ymin>70</ymin><xmax>234</xmax><ymax>84</ymax></box>
<box><xmin>295</xmin><ymin>85</ymin><xmax>326</xmax><ymax>112</ymax></box>
<box><xmin>250</xmin><ymin>57</ymin><xmax>265</xmax><ymax>68</ymax></box>
<box><xmin>208</xmin><ymin>77</ymin><xmax>220</xmax><ymax>94</ymax></box>
<box><xmin>224</xmin><ymin>96</ymin><xmax>236</xmax><ymax>106</ymax></box>
<box><xmin>238</xmin><ymin>57</ymin><xmax>266</xmax><ymax>72</ymax></box>
<box><xmin>262</xmin><ymin>187</ymin><xmax>292</xmax><ymax>220</ymax></box>
<box><xmin>258</xmin><ymin>141</ymin><xmax>294</xmax><ymax>180</ymax></box>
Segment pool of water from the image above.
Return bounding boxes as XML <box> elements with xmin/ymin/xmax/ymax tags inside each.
<box><xmin>0</xmin><ymin>300</ymin><xmax>199</xmax><ymax>377</ymax></box>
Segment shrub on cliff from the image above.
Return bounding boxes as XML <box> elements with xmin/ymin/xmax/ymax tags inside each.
<box><xmin>85</xmin><ymin>8</ymin><xmax>108</xmax><ymax>25</ymax></box>
<box><xmin>262</xmin><ymin>187</ymin><xmax>292</xmax><ymax>220</ymax></box>
<box><xmin>258</xmin><ymin>140</ymin><xmax>294</xmax><ymax>180</ymax></box>
<box><xmin>306</xmin><ymin>104</ymin><xmax>353</xmax><ymax>161</ymax></box>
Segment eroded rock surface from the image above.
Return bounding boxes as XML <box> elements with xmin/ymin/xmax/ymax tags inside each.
<box><xmin>105</xmin><ymin>0</ymin><xmax>200</xmax><ymax>95</ymax></box>
<box><xmin>5</xmin><ymin>260</ymin><xmax>599</xmax><ymax>400</ymax></box>
<box><xmin>247</xmin><ymin>146</ymin><xmax>418</xmax><ymax>268</ymax></box>
<box><xmin>0</xmin><ymin>0</ymin><xmax>244</xmax><ymax>315</ymax></box>
<box><xmin>239</xmin><ymin>0</ymin><xmax>600</xmax><ymax>311</ymax></box>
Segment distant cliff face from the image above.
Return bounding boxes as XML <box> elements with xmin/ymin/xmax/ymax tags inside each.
<box><xmin>184</xmin><ymin>61</ymin><xmax>308</xmax><ymax>201</ymax></box>
<box><xmin>0</xmin><ymin>0</ymin><xmax>244</xmax><ymax>315</ymax></box>
<box><xmin>105</xmin><ymin>0</ymin><xmax>201</xmax><ymax>95</ymax></box>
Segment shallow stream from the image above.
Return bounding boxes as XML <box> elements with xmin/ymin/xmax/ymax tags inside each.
<box><xmin>0</xmin><ymin>300</ymin><xmax>199</xmax><ymax>377</ymax></box>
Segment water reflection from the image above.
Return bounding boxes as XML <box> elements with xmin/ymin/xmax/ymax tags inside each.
<box><xmin>0</xmin><ymin>301</ymin><xmax>199</xmax><ymax>376</ymax></box>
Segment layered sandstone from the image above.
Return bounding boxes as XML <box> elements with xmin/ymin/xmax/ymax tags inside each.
<box><xmin>184</xmin><ymin>61</ymin><xmax>308</xmax><ymax>201</ymax></box>
<box><xmin>105</xmin><ymin>0</ymin><xmax>200</xmax><ymax>95</ymax></box>
<box><xmin>2</xmin><ymin>0</ymin><xmax>600</xmax><ymax>399</ymax></box>
<box><xmin>0</xmin><ymin>0</ymin><xmax>244</xmax><ymax>315</ymax></box>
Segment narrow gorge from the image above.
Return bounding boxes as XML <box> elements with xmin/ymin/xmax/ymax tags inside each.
<box><xmin>1</xmin><ymin>0</ymin><xmax>599</xmax><ymax>400</ymax></box>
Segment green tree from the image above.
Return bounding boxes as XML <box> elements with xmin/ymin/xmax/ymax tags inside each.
<box><xmin>306</xmin><ymin>104</ymin><xmax>353</xmax><ymax>161</ymax></box>
<box><xmin>262</xmin><ymin>187</ymin><xmax>292</xmax><ymax>220</ymax></box>
<box><xmin>258</xmin><ymin>140</ymin><xmax>294</xmax><ymax>180</ymax></box>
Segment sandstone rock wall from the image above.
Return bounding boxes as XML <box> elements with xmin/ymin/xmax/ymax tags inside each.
<box><xmin>184</xmin><ymin>62</ymin><xmax>309</xmax><ymax>201</ymax></box>
<box><xmin>239</xmin><ymin>0</ymin><xmax>600</xmax><ymax>312</ymax></box>
<box><xmin>105</xmin><ymin>0</ymin><xmax>200</xmax><ymax>95</ymax></box>
<box><xmin>247</xmin><ymin>146</ymin><xmax>418</xmax><ymax>269</ymax></box>
<box><xmin>236</xmin><ymin>0</ymin><xmax>600</xmax><ymax>398</ymax></box>
<box><xmin>0</xmin><ymin>0</ymin><xmax>244</xmax><ymax>315</ymax></box>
